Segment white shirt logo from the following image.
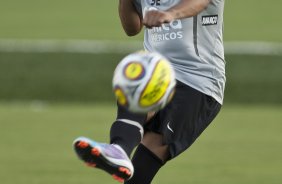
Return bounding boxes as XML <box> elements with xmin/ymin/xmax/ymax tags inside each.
<box><xmin>144</xmin><ymin>6</ymin><xmax>184</xmax><ymax>42</ymax></box>
<box><xmin>202</xmin><ymin>15</ymin><xmax>218</xmax><ymax>26</ymax></box>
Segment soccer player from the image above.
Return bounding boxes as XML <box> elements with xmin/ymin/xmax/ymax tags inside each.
<box><xmin>73</xmin><ymin>0</ymin><xmax>226</xmax><ymax>183</ymax></box>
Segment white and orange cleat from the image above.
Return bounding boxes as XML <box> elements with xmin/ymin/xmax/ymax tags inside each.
<box><xmin>73</xmin><ymin>137</ymin><xmax>133</xmax><ymax>183</ymax></box>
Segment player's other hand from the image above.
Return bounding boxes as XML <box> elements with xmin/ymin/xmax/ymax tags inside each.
<box><xmin>143</xmin><ymin>10</ymin><xmax>174</xmax><ymax>28</ymax></box>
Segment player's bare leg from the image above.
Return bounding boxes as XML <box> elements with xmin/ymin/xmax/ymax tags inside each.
<box><xmin>125</xmin><ymin>132</ymin><xmax>169</xmax><ymax>184</ymax></box>
<box><xmin>141</xmin><ymin>132</ymin><xmax>170</xmax><ymax>161</ymax></box>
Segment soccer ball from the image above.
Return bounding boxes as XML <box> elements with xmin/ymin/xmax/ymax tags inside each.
<box><xmin>112</xmin><ymin>51</ymin><xmax>176</xmax><ymax>113</ymax></box>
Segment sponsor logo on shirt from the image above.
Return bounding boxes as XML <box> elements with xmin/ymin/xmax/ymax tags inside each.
<box><xmin>202</xmin><ymin>15</ymin><xmax>218</xmax><ymax>26</ymax></box>
<box><xmin>149</xmin><ymin>20</ymin><xmax>183</xmax><ymax>42</ymax></box>
<box><xmin>144</xmin><ymin>6</ymin><xmax>184</xmax><ymax>42</ymax></box>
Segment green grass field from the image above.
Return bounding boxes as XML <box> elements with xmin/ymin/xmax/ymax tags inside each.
<box><xmin>0</xmin><ymin>103</ymin><xmax>281</xmax><ymax>184</ymax></box>
<box><xmin>0</xmin><ymin>0</ymin><xmax>281</xmax><ymax>41</ymax></box>
<box><xmin>1</xmin><ymin>52</ymin><xmax>281</xmax><ymax>104</ymax></box>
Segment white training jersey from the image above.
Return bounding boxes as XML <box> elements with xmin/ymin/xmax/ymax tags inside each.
<box><xmin>133</xmin><ymin>0</ymin><xmax>226</xmax><ymax>104</ymax></box>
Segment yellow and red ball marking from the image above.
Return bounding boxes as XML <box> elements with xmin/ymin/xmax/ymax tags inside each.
<box><xmin>139</xmin><ymin>59</ymin><xmax>172</xmax><ymax>107</ymax></box>
<box><xmin>114</xmin><ymin>87</ymin><xmax>128</xmax><ymax>106</ymax></box>
<box><xmin>123</xmin><ymin>62</ymin><xmax>145</xmax><ymax>80</ymax></box>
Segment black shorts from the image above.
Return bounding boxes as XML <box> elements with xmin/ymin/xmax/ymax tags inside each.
<box><xmin>117</xmin><ymin>81</ymin><xmax>221</xmax><ymax>160</ymax></box>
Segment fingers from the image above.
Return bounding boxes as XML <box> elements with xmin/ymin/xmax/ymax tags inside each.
<box><xmin>143</xmin><ymin>10</ymin><xmax>174</xmax><ymax>29</ymax></box>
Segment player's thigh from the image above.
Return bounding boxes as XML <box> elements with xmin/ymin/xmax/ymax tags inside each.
<box><xmin>146</xmin><ymin>81</ymin><xmax>221</xmax><ymax>160</ymax></box>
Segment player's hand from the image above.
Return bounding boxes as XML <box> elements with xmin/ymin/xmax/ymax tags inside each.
<box><xmin>143</xmin><ymin>10</ymin><xmax>174</xmax><ymax>28</ymax></box>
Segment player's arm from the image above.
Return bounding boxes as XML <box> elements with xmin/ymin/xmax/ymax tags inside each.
<box><xmin>143</xmin><ymin>0</ymin><xmax>211</xmax><ymax>28</ymax></box>
<box><xmin>119</xmin><ymin>0</ymin><xmax>143</xmax><ymax>36</ymax></box>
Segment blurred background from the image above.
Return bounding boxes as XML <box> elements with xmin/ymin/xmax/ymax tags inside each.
<box><xmin>0</xmin><ymin>0</ymin><xmax>281</xmax><ymax>184</ymax></box>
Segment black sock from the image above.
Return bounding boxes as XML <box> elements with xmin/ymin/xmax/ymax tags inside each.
<box><xmin>110</xmin><ymin>120</ymin><xmax>143</xmax><ymax>156</ymax></box>
<box><xmin>125</xmin><ymin>144</ymin><xmax>164</xmax><ymax>184</ymax></box>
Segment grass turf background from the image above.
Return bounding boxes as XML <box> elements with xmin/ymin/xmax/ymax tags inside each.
<box><xmin>0</xmin><ymin>104</ymin><xmax>281</xmax><ymax>184</ymax></box>
<box><xmin>0</xmin><ymin>0</ymin><xmax>281</xmax><ymax>42</ymax></box>
<box><xmin>0</xmin><ymin>52</ymin><xmax>281</xmax><ymax>104</ymax></box>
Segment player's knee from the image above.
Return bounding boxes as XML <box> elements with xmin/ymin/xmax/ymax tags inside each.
<box><xmin>146</xmin><ymin>111</ymin><xmax>156</xmax><ymax>122</ymax></box>
<box><xmin>141</xmin><ymin>132</ymin><xmax>169</xmax><ymax>162</ymax></box>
